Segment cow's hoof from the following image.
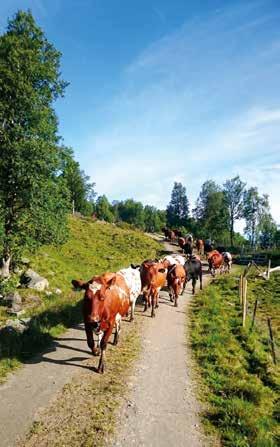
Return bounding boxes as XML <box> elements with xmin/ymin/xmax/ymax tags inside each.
<box><xmin>151</xmin><ymin>313</ymin><xmax>155</xmax><ymax>318</ymax></box>
<box><xmin>155</xmin><ymin>304</ymin><xmax>159</xmax><ymax>308</ymax></box>
<box><xmin>129</xmin><ymin>317</ymin><xmax>134</xmax><ymax>322</ymax></box>
<box><xmin>174</xmin><ymin>302</ymin><xmax>178</xmax><ymax>307</ymax></box>
<box><xmin>97</xmin><ymin>367</ymin><xmax>104</xmax><ymax>374</ymax></box>
<box><xmin>92</xmin><ymin>348</ymin><xmax>100</xmax><ymax>356</ymax></box>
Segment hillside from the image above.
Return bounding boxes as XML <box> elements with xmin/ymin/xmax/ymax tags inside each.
<box><xmin>0</xmin><ymin>216</ymin><xmax>160</xmax><ymax>381</ymax></box>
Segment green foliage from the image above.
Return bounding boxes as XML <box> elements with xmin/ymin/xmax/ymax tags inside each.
<box><xmin>59</xmin><ymin>147</ymin><xmax>96</xmax><ymax>216</ymax></box>
<box><xmin>95</xmin><ymin>195</ymin><xmax>115</xmax><ymax>222</ymax></box>
<box><xmin>193</xmin><ymin>180</ymin><xmax>230</xmax><ymax>241</ymax></box>
<box><xmin>0</xmin><ymin>10</ymin><xmax>69</xmax><ymax>264</ymax></box>
<box><xmin>243</xmin><ymin>188</ymin><xmax>270</xmax><ymax>248</ymax></box>
<box><xmin>166</xmin><ymin>182</ymin><xmax>190</xmax><ymax>227</ymax></box>
<box><xmin>114</xmin><ymin>199</ymin><xmax>145</xmax><ymax>229</ymax></box>
<box><xmin>223</xmin><ymin>176</ymin><xmax>246</xmax><ymax>246</ymax></box>
<box><xmin>0</xmin><ymin>216</ymin><xmax>160</xmax><ymax>380</ymax></box>
<box><xmin>191</xmin><ymin>274</ymin><xmax>279</xmax><ymax>446</ymax></box>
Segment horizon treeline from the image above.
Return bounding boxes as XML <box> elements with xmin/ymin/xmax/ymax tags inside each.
<box><xmin>0</xmin><ymin>11</ymin><xmax>279</xmax><ymax>276</ymax></box>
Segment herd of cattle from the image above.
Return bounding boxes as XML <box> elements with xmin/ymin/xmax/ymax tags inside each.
<box><xmin>71</xmin><ymin>231</ymin><xmax>232</xmax><ymax>374</ymax></box>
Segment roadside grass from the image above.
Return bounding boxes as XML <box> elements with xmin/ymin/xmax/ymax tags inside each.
<box><xmin>23</xmin><ymin>314</ymin><xmax>142</xmax><ymax>447</ymax></box>
<box><xmin>0</xmin><ymin>216</ymin><xmax>160</xmax><ymax>382</ymax></box>
<box><xmin>190</xmin><ymin>273</ymin><xmax>280</xmax><ymax>447</ymax></box>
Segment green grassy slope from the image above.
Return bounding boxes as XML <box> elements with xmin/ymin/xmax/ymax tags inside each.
<box><xmin>0</xmin><ymin>216</ymin><xmax>160</xmax><ymax>381</ymax></box>
<box><xmin>190</xmin><ymin>273</ymin><xmax>280</xmax><ymax>447</ymax></box>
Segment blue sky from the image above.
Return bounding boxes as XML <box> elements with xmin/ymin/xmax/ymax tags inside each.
<box><xmin>1</xmin><ymin>0</ymin><xmax>280</xmax><ymax>227</ymax></box>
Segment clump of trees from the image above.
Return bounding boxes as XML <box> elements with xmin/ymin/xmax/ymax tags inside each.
<box><xmin>164</xmin><ymin>179</ymin><xmax>278</xmax><ymax>250</ymax></box>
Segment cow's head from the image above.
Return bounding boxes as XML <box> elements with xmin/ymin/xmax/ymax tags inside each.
<box><xmin>72</xmin><ymin>273</ymin><xmax>116</xmax><ymax>331</ymax></box>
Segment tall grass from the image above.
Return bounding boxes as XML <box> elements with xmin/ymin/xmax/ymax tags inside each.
<box><xmin>190</xmin><ymin>274</ymin><xmax>280</xmax><ymax>447</ymax></box>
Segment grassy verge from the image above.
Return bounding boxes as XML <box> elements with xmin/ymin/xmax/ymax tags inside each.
<box><xmin>23</xmin><ymin>315</ymin><xmax>142</xmax><ymax>447</ymax></box>
<box><xmin>190</xmin><ymin>273</ymin><xmax>280</xmax><ymax>447</ymax></box>
<box><xmin>0</xmin><ymin>216</ymin><xmax>160</xmax><ymax>382</ymax></box>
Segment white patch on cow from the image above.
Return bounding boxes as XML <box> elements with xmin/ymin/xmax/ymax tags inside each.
<box><xmin>173</xmin><ymin>255</ymin><xmax>185</xmax><ymax>266</ymax></box>
<box><xmin>118</xmin><ymin>267</ymin><xmax>142</xmax><ymax>304</ymax></box>
<box><xmin>163</xmin><ymin>255</ymin><xmax>178</xmax><ymax>266</ymax></box>
<box><xmin>89</xmin><ymin>282</ymin><xmax>102</xmax><ymax>293</ymax></box>
<box><xmin>115</xmin><ymin>285</ymin><xmax>129</xmax><ymax>300</ymax></box>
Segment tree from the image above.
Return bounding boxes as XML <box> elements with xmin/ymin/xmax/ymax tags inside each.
<box><xmin>257</xmin><ymin>212</ymin><xmax>277</xmax><ymax>249</ymax></box>
<box><xmin>60</xmin><ymin>147</ymin><xmax>96</xmax><ymax>216</ymax></box>
<box><xmin>243</xmin><ymin>188</ymin><xmax>270</xmax><ymax>248</ymax></box>
<box><xmin>223</xmin><ymin>176</ymin><xmax>246</xmax><ymax>246</ymax></box>
<box><xmin>95</xmin><ymin>195</ymin><xmax>114</xmax><ymax>222</ymax></box>
<box><xmin>115</xmin><ymin>199</ymin><xmax>145</xmax><ymax>229</ymax></box>
<box><xmin>193</xmin><ymin>180</ymin><xmax>229</xmax><ymax>241</ymax></box>
<box><xmin>0</xmin><ymin>11</ymin><xmax>69</xmax><ymax>276</ymax></box>
<box><xmin>166</xmin><ymin>182</ymin><xmax>189</xmax><ymax>228</ymax></box>
<box><xmin>143</xmin><ymin>206</ymin><xmax>166</xmax><ymax>233</ymax></box>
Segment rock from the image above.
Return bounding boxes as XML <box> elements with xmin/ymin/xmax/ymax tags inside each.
<box><xmin>45</xmin><ymin>291</ymin><xmax>52</xmax><ymax>296</ymax></box>
<box><xmin>4</xmin><ymin>291</ymin><xmax>22</xmax><ymax>306</ymax></box>
<box><xmin>54</xmin><ymin>288</ymin><xmax>62</xmax><ymax>295</ymax></box>
<box><xmin>4</xmin><ymin>317</ymin><xmax>29</xmax><ymax>333</ymax></box>
<box><xmin>6</xmin><ymin>306</ymin><xmax>25</xmax><ymax>316</ymax></box>
<box><xmin>13</xmin><ymin>267</ymin><xmax>23</xmax><ymax>274</ymax></box>
<box><xmin>21</xmin><ymin>269</ymin><xmax>49</xmax><ymax>291</ymax></box>
<box><xmin>21</xmin><ymin>257</ymin><xmax>30</xmax><ymax>265</ymax></box>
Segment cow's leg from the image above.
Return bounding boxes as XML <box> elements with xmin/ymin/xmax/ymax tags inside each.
<box><xmin>151</xmin><ymin>291</ymin><xmax>156</xmax><ymax>318</ymax></box>
<box><xmin>113</xmin><ymin>316</ymin><xmax>121</xmax><ymax>345</ymax></box>
<box><xmin>85</xmin><ymin>322</ymin><xmax>100</xmax><ymax>356</ymax></box>
<box><xmin>199</xmin><ymin>269</ymin><xmax>203</xmax><ymax>290</ymax></box>
<box><xmin>130</xmin><ymin>300</ymin><xmax>135</xmax><ymax>321</ymax></box>
<box><xmin>97</xmin><ymin>322</ymin><xmax>114</xmax><ymax>374</ymax></box>
<box><xmin>192</xmin><ymin>277</ymin><xmax>196</xmax><ymax>295</ymax></box>
<box><xmin>182</xmin><ymin>278</ymin><xmax>187</xmax><ymax>295</ymax></box>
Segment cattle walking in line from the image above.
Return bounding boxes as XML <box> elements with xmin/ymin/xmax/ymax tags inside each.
<box><xmin>178</xmin><ymin>236</ymin><xmax>186</xmax><ymax>251</ymax></box>
<box><xmin>161</xmin><ymin>254</ymin><xmax>185</xmax><ymax>268</ymax></box>
<box><xmin>207</xmin><ymin>250</ymin><xmax>223</xmax><ymax>276</ymax></box>
<box><xmin>183</xmin><ymin>255</ymin><xmax>203</xmax><ymax>295</ymax></box>
<box><xmin>72</xmin><ymin>272</ymin><xmax>130</xmax><ymax>373</ymax></box>
<box><xmin>140</xmin><ymin>260</ymin><xmax>167</xmax><ymax>318</ymax></box>
<box><xmin>167</xmin><ymin>263</ymin><xmax>186</xmax><ymax>306</ymax></box>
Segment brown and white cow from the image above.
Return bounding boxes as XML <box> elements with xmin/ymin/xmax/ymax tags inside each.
<box><xmin>167</xmin><ymin>263</ymin><xmax>186</xmax><ymax>307</ymax></box>
<box><xmin>140</xmin><ymin>260</ymin><xmax>167</xmax><ymax>318</ymax></box>
<box><xmin>222</xmin><ymin>252</ymin><xmax>232</xmax><ymax>273</ymax></box>
<box><xmin>118</xmin><ymin>266</ymin><xmax>141</xmax><ymax>321</ymax></box>
<box><xmin>72</xmin><ymin>272</ymin><xmax>130</xmax><ymax>373</ymax></box>
<box><xmin>207</xmin><ymin>250</ymin><xmax>223</xmax><ymax>276</ymax></box>
<box><xmin>178</xmin><ymin>237</ymin><xmax>186</xmax><ymax>251</ymax></box>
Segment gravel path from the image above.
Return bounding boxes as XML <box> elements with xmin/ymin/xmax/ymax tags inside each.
<box><xmin>0</xmin><ymin>238</ymin><xmax>211</xmax><ymax>447</ymax></box>
<box><xmin>112</xmin><ymin>240</ymin><xmax>211</xmax><ymax>447</ymax></box>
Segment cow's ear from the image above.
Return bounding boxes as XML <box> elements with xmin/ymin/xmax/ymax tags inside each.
<box><xmin>155</xmin><ymin>258</ymin><xmax>159</xmax><ymax>262</ymax></box>
<box><xmin>72</xmin><ymin>279</ymin><xmax>87</xmax><ymax>290</ymax></box>
<box><xmin>131</xmin><ymin>264</ymin><xmax>140</xmax><ymax>269</ymax></box>
<box><xmin>158</xmin><ymin>268</ymin><xmax>166</xmax><ymax>273</ymax></box>
<box><xmin>106</xmin><ymin>275</ymin><xmax>117</xmax><ymax>288</ymax></box>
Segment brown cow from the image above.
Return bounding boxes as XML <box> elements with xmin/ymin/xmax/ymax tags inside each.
<box><xmin>140</xmin><ymin>260</ymin><xmax>167</xmax><ymax>317</ymax></box>
<box><xmin>178</xmin><ymin>237</ymin><xmax>186</xmax><ymax>250</ymax></box>
<box><xmin>208</xmin><ymin>250</ymin><xmax>223</xmax><ymax>276</ymax></box>
<box><xmin>195</xmin><ymin>239</ymin><xmax>204</xmax><ymax>256</ymax></box>
<box><xmin>167</xmin><ymin>264</ymin><xmax>186</xmax><ymax>307</ymax></box>
<box><xmin>72</xmin><ymin>272</ymin><xmax>130</xmax><ymax>373</ymax></box>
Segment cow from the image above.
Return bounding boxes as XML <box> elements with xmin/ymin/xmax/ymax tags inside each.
<box><xmin>222</xmin><ymin>252</ymin><xmax>232</xmax><ymax>273</ymax></box>
<box><xmin>118</xmin><ymin>266</ymin><xmax>142</xmax><ymax>321</ymax></box>
<box><xmin>167</xmin><ymin>263</ymin><xmax>186</xmax><ymax>307</ymax></box>
<box><xmin>161</xmin><ymin>254</ymin><xmax>185</xmax><ymax>268</ymax></box>
<box><xmin>173</xmin><ymin>229</ymin><xmax>183</xmax><ymax>237</ymax></box>
<box><xmin>140</xmin><ymin>260</ymin><xmax>167</xmax><ymax>317</ymax></box>
<box><xmin>182</xmin><ymin>255</ymin><xmax>203</xmax><ymax>295</ymax></box>
<box><xmin>208</xmin><ymin>250</ymin><xmax>223</xmax><ymax>276</ymax></box>
<box><xmin>178</xmin><ymin>237</ymin><xmax>186</xmax><ymax>251</ymax></box>
<box><xmin>183</xmin><ymin>240</ymin><xmax>193</xmax><ymax>256</ymax></box>
<box><xmin>71</xmin><ymin>272</ymin><xmax>130</xmax><ymax>373</ymax></box>
<box><xmin>195</xmin><ymin>239</ymin><xmax>204</xmax><ymax>256</ymax></box>
<box><xmin>204</xmin><ymin>239</ymin><xmax>214</xmax><ymax>254</ymax></box>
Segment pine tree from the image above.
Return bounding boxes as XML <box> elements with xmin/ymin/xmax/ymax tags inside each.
<box><xmin>166</xmin><ymin>182</ymin><xmax>190</xmax><ymax>228</ymax></box>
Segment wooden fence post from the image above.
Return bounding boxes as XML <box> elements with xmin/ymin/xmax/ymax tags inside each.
<box><xmin>267</xmin><ymin>259</ymin><xmax>271</xmax><ymax>280</ymax></box>
<box><xmin>242</xmin><ymin>278</ymin><xmax>247</xmax><ymax>327</ymax></box>
<box><xmin>267</xmin><ymin>317</ymin><xmax>277</xmax><ymax>365</ymax></box>
<box><xmin>250</xmin><ymin>299</ymin><xmax>258</xmax><ymax>330</ymax></box>
<box><xmin>239</xmin><ymin>275</ymin><xmax>243</xmax><ymax>305</ymax></box>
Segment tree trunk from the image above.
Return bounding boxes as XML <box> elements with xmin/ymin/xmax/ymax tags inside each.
<box><xmin>0</xmin><ymin>256</ymin><xmax>11</xmax><ymax>278</ymax></box>
<box><xmin>230</xmin><ymin>218</ymin><xmax>234</xmax><ymax>247</ymax></box>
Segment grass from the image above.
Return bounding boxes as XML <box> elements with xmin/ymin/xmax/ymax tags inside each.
<box><xmin>23</xmin><ymin>315</ymin><xmax>142</xmax><ymax>447</ymax></box>
<box><xmin>0</xmin><ymin>215</ymin><xmax>160</xmax><ymax>382</ymax></box>
<box><xmin>190</xmin><ymin>272</ymin><xmax>280</xmax><ymax>447</ymax></box>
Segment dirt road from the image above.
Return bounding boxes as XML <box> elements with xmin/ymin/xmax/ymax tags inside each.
<box><xmin>0</xmin><ymin>239</ymin><xmax>210</xmax><ymax>447</ymax></box>
<box><xmin>112</xmin><ymin>240</ymin><xmax>210</xmax><ymax>447</ymax></box>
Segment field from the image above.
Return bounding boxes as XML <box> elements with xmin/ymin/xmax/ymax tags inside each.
<box><xmin>190</xmin><ymin>269</ymin><xmax>280</xmax><ymax>446</ymax></box>
<box><xmin>0</xmin><ymin>216</ymin><xmax>160</xmax><ymax>382</ymax></box>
